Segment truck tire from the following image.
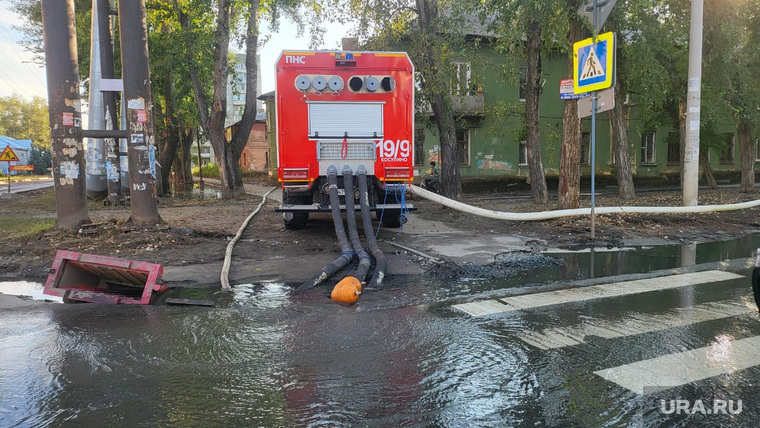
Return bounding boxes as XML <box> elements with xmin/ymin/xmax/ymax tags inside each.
<box><xmin>380</xmin><ymin>209</ymin><xmax>402</xmax><ymax>228</ymax></box>
<box><xmin>283</xmin><ymin>196</ymin><xmax>309</xmax><ymax>229</ymax></box>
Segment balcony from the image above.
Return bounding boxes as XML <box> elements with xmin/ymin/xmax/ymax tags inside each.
<box><xmin>452</xmin><ymin>94</ymin><xmax>485</xmax><ymax>116</ymax></box>
<box><xmin>422</xmin><ymin>94</ymin><xmax>485</xmax><ymax>117</ymax></box>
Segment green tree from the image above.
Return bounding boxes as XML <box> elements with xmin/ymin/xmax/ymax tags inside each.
<box><xmin>29</xmin><ymin>145</ymin><xmax>52</xmax><ymax>174</ymax></box>
<box><xmin>0</xmin><ymin>95</ymin><xmax>50</xmax><ymax>147</ymax></box>
<box><xmin>172</xmin><ymin>0</ymin><xmax>308</xmax><ymax>199</ymax></box>
<box><xmin>604</xmin><ymin>0</ymin><xmax>646</xmax><ymax>201</ymax></box>
<box><xmin>147</xmin><ymin>1</ymin><xmax>204</xmax><ymax>194</ymax></box>
<box><xmin>483</xmin><ymin>0</ymin><xmax>572</xmax><ymax>204</ymax></box>
<box><xmin>171</xmin><ymin>0</ymin><xmax>259</xmax><ymax>198</ymax></box>
<box><xmin>703</xmin><ymin>0</ymin><xmax>760</xmax><ymax>192</ymax></box>
<box><xmin>558</xmin><ymin>0</ymin><xmax>585</xmax><ymax>209</ymax></box>
<box><xmin>12</xmin><ymin>0</ymin><xmax>201</xmax><ymax>193</ymax></box>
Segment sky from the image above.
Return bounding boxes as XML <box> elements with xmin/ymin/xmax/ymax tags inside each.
<box><xmin>0</xmin><ymin>2</ymin><xmax>345</xmax><ymax>102</ymax></box>
<box><xmin>0</xmin><ymin>2</ymin><xmax>48</xmax><ymax>100</ymax></box>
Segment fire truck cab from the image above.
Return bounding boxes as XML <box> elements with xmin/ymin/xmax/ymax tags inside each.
<box><xmin>274</xmin><ymin>50</ymin><xmax>416</xmax><ymax>229</ymax></box>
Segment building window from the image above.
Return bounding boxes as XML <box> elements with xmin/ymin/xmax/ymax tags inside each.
<box><xmin>232</xmin><ymin>73</ymin><xmax>246</xmax><ymax>93</ymax></box>
<box><xmin>414</xmin><ymin>129</ymin><xmax>425</xmax><ymax>167</ymax></box>
<box><xmin>519</xmin><ymin>141</ymin><xmax>528</xmax><ymax>166</ymax></box>
<box><xmin>667</xmin><ymin>132</ymin><xmax>680</xmax><ymax>165</ymax></box>
<box><xmin>453</xmin><ymin>62</ymin><xmax>471</xmax><ymax>96</ymax></box>
<box><xmin>519</xmin><ymin>66</ymin><xmax>527</xmax><ymax>102</ymax></box>
<box><xmin>641</xmin><ymin>131</ymin><xmax>656</xmax><ymax>165</ymax></box>
<box><xmin>580</xmin><ymin>132</ymin><xmax>591</xmax><ymax>165</ymax></box>
<box><xmin>456</xmin><ymin>128</ymin><xmax>469</xmax><ymax>167</ymax></box>
<box><xmin>720</xmin><ymin>133</ymin><xmax>735</xmax><ymax>164</ymax></box>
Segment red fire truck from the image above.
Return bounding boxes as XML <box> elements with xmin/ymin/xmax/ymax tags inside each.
<box><xmin>274</xmin><ymin>50</ymin><xmax>416</xmax><ymax>229</ymax></box>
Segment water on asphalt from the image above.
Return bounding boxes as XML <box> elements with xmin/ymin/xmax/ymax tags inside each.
<box><xmin>2</xmin><ymin>235</ymin><xmax>760</xmax><ymax>426</ymax></box>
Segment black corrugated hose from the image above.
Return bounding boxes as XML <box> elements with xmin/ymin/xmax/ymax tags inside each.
<box><xmin>343</xmin><ymin>167</ymin><xmax>372</xmax><ymax>283</ymax></box>
<box><xmin>295</xmin><ymin>165</ymin><xmax>355</xmax><ymax>292</ymax></box>
<box><xmin>358</xmin><ymin>166</ymin><xmax>387</xmax><ymax>287</ymax></box>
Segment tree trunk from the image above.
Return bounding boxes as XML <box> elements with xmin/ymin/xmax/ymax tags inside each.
<box><xmin>699</xmin><ymin>149</ymin><xmax>717</xmax><ymax>189</ymax></box>
<box><xmin>738</xmin><ymin>119</ymin><xmax>755</xmax><ymax>192</ymax></box>
<box><xmin>678</xmin><ymin>99</ymin><xmax>686</xmax><ymax>190</ymax></box>
<box><xmin>430</xmin><ymin>94</ymin><xmax>461</xmax><ymax>200</ymax></box>
<box><xmin>173</xmin><ymin>127</ymin><xmax>194</xmax><ymax>192</ymax></box>
<box><xmin>414</xmin><ymin>0</ymin><xmax>461</xmax><ymax>200</ymax></box>
<box><xmin>157</xmin><ymin>73</ymin><xmax>180</xmax><ymax>195</ymax></box>
<box><xmin>610</xmin><ymin>80</ymin><xmax>635</xmax><ymax>200</ymax></box>
<box><xmin>174</xmin><ymin>0</ymin><xmax>255</xmax><ymax>199</ymax></box>
<box><xmin>558</xmin><ymin>5</ymin><xmax>584</xmax><ymax>209</ymax></box>
<box><xmin>525</xmin><ymin>19</ymin><xmax>548</xmax><ymax>204</ymax></box>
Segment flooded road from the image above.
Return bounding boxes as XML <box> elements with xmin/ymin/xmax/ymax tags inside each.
<box><xmin>2</xmin><ymin>236</ymin><xmax>760</xmax><ymax>427</ymax></box>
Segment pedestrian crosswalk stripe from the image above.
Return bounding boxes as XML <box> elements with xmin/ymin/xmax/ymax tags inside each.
<box><xmin>594</xmin><ymin>335</ymin><xmax>760</xmax><ymax>394</ymax></box>
<box><xmin>519</xmin><ymin>300</ymin><xmax>754</xmax><ymax>350</ymax></box>
<box><xmin>452</xmin><ymin>270</ymin><xmax>744</xmax><ymax>317</ymax></box>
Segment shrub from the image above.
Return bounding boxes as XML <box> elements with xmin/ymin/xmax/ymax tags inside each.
<box><xmin>191</xmin><ymin>163</ymin><xmax>220</xmax><ymax>178</ymax></box>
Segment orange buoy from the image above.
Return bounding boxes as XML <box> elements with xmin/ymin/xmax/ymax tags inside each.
<box><xmin>331</xmin><ymin>276</ymin><xmax>362</xmax><ymax>304</ymax></box>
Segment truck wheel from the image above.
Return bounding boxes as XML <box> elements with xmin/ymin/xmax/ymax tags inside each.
<box><xmin>380</xmin><ymin>209</ymin><xmax>402</xmax><ymax>228</ymax></box>
<box><xmin>283</xmin><ymin>196</ymin><xmax>309</xmax><ymax>229</ymax></box>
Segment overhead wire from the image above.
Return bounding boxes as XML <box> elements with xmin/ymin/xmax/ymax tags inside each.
<box><xmin>0</xmin><ymin>19</ymin><xmax>47</xmax><ymax>98</ymax></box>
<box><xmin>0</xmin><ymin>21</ymin><xmax>46</xmax><ymax>87</ymax></box>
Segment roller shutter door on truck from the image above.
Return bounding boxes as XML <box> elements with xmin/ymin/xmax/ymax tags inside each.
<box><xmin>309</xmin><ymin>102</ymin><xmax>383</xmax><ymax>175</ymax></box>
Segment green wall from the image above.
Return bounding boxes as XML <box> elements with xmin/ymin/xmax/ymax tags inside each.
<box><xmin>415</xmin><ymin>44</ymin><xmax>750</xmax><ymax>181</ymax></box>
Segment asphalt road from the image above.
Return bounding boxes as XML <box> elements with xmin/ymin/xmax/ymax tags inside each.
<box><xmin>1</xmin><ymin>240</ymin><xmax>760</xmax><ymax>426</ymax></box>
<box><xmin>1</xmin><ymin>176</ymin><xmax>54</xmax><ymax>194</ymax></box>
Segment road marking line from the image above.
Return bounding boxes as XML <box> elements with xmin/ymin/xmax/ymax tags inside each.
<box><xmin>452</xmin><ymin>299</ymin><xmax>510</xmax><ymax>316</ymax></box>
<box><xmin>519</xmin><ymin>300</ymin><xmax>754</xmax><ymax>349</ymax></box>
<box><xmin>594</xmin><ymin>335</ymin><xmax>760</xmax><ymax>394</ymax></box>
<box><xmin>452</xmin><ymin>270</ymin><xmax>743</xmax><ymax>316</ymax></box>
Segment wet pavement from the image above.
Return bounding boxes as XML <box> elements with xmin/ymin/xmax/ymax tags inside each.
<box><xmin>2</xmin><ymin>236</ymin><xmax>760</xmax><ymax>427</ymax></box>
<box><xmin>0</xmin><ymin>177</ymin><xmax>53</xmax><ymax>195</ymax></box>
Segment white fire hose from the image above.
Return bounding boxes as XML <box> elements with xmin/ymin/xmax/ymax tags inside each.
<box><xmin>409</xmin><ymin>184</ymin><xmax>760</xmax><ymax>221</ymax></box>
<box><xmin>221</xmin><ymin>187</ymin><xmax>277</xmax><ymax>291</ymax></box>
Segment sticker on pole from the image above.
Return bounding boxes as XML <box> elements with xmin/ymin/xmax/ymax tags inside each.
<box><xmin>573</xmin><ymin>32</ymin><xmax>615</xmax><ymax>94</ymax></box>
<box><xmin>1</xmin><ymin>145</ymin><xmax>19</xmax><ymax>161</ymax></box>
<box><xmin>560</xmin><ymin>78</ymin><xmax>590</xmax><ymax>100</ymax></box>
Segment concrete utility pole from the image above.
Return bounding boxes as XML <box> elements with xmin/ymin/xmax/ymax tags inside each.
<box><xmin>118</xmin><ymin>0</ymin><xmax>161</xmax><ymax>226</ymax></box>
<box><xmin>96</xmin><ymin>0</ymin><xmax>122</xmax><ymax>206</ymax></box>
<box><xmin>86</xmin><ymin>0</ymin><xmax>107</xmax><ymax>199</ymax></box>
<box><xmin>41</xmin><ymin>0</ymin><xmax>91</xmax><ymax>230</ymax></box>
<box><xmin>683</xmin><ymin>0</ymin><xmax>703</xmax><ymax>206</ymax></box>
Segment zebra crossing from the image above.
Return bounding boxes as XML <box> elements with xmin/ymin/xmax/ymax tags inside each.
<box><xmin>452</xmin><ymin>270</ymin><xmax>743</xmax><ymax>317</ymax></box>
<box><xmin>453</xmin><ymin>269</ymin><xmax>760</xmax><ymax>395</ymax></box>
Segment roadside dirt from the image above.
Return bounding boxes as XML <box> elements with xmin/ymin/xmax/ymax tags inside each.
<box><xmin>2</xmin><ymin>181</ymin><xmax>759</xmax><ymax>286</ymax></box>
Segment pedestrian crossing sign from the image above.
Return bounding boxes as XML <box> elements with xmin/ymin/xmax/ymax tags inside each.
<box><xmin>1</xmin><ymin>145</ymin><xmax>19</xmax><ymax>162</ymax></box>
<box><xmin>573</xmin><ymin>31</ymin><xmax>615</xmax><ymax>94</ymax></box>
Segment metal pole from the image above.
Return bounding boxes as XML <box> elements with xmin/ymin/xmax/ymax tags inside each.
<box><xmin>683</xmin><ymin>0</ymin><xmax>703</xmax><ymax>206</ymax></box>
<box><xmin>41</xmin><ymin>0</ymin><xmax>91</xmax><ymax>230</ymax></box>
<box><xmin>118</xmin><ymin>0</ymin><xmax>160</xmax><ymax>225</ymax></box>
<box><xmin>86</xmin><ymin>0</ymin><xmax>107</xmax><ymax>199</ymax></box>
<box><xmin>98</xmin><ymin>0</ymin><xmax>121</xmax><ymax>206</ymax></box>
<box><xmin>590</xmin><ymin>0</ymin><xmax>598</xmax><ymax>239</ymax></box>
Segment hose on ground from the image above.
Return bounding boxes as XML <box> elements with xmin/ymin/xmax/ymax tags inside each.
<box><xmin>296</xmin><ymin>165</ymin><xmax>355</xmax><ymax>293</ymax></box>
<box><xmin>221</xmin><ymin>186</ymin><xmax>276</xmax><ymax>291</ymax></box>
<box><xmin>410</xmin><ymin>184</ymin><xmax>760</xmax><ymax>221</ymax></box>
<box><xmin>358</xmin><ymin>166</ymin><xmax>387</xmax><ymax>286</ymax></box>
<box><xmin>343</xmin><ymin>167</ymin><xmax>372</xmax><ymax>283</ymax></box>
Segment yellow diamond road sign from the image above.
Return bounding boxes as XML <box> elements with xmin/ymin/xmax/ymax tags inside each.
<box><xmin>573</xmin><ymin>31</ymin><xmax>615</xmax><ymax>94</ymax></box>
<box><xmin>1</xmin><ymin>145</ymin><xmax>19</xmax><ymax>162</ymax></box>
